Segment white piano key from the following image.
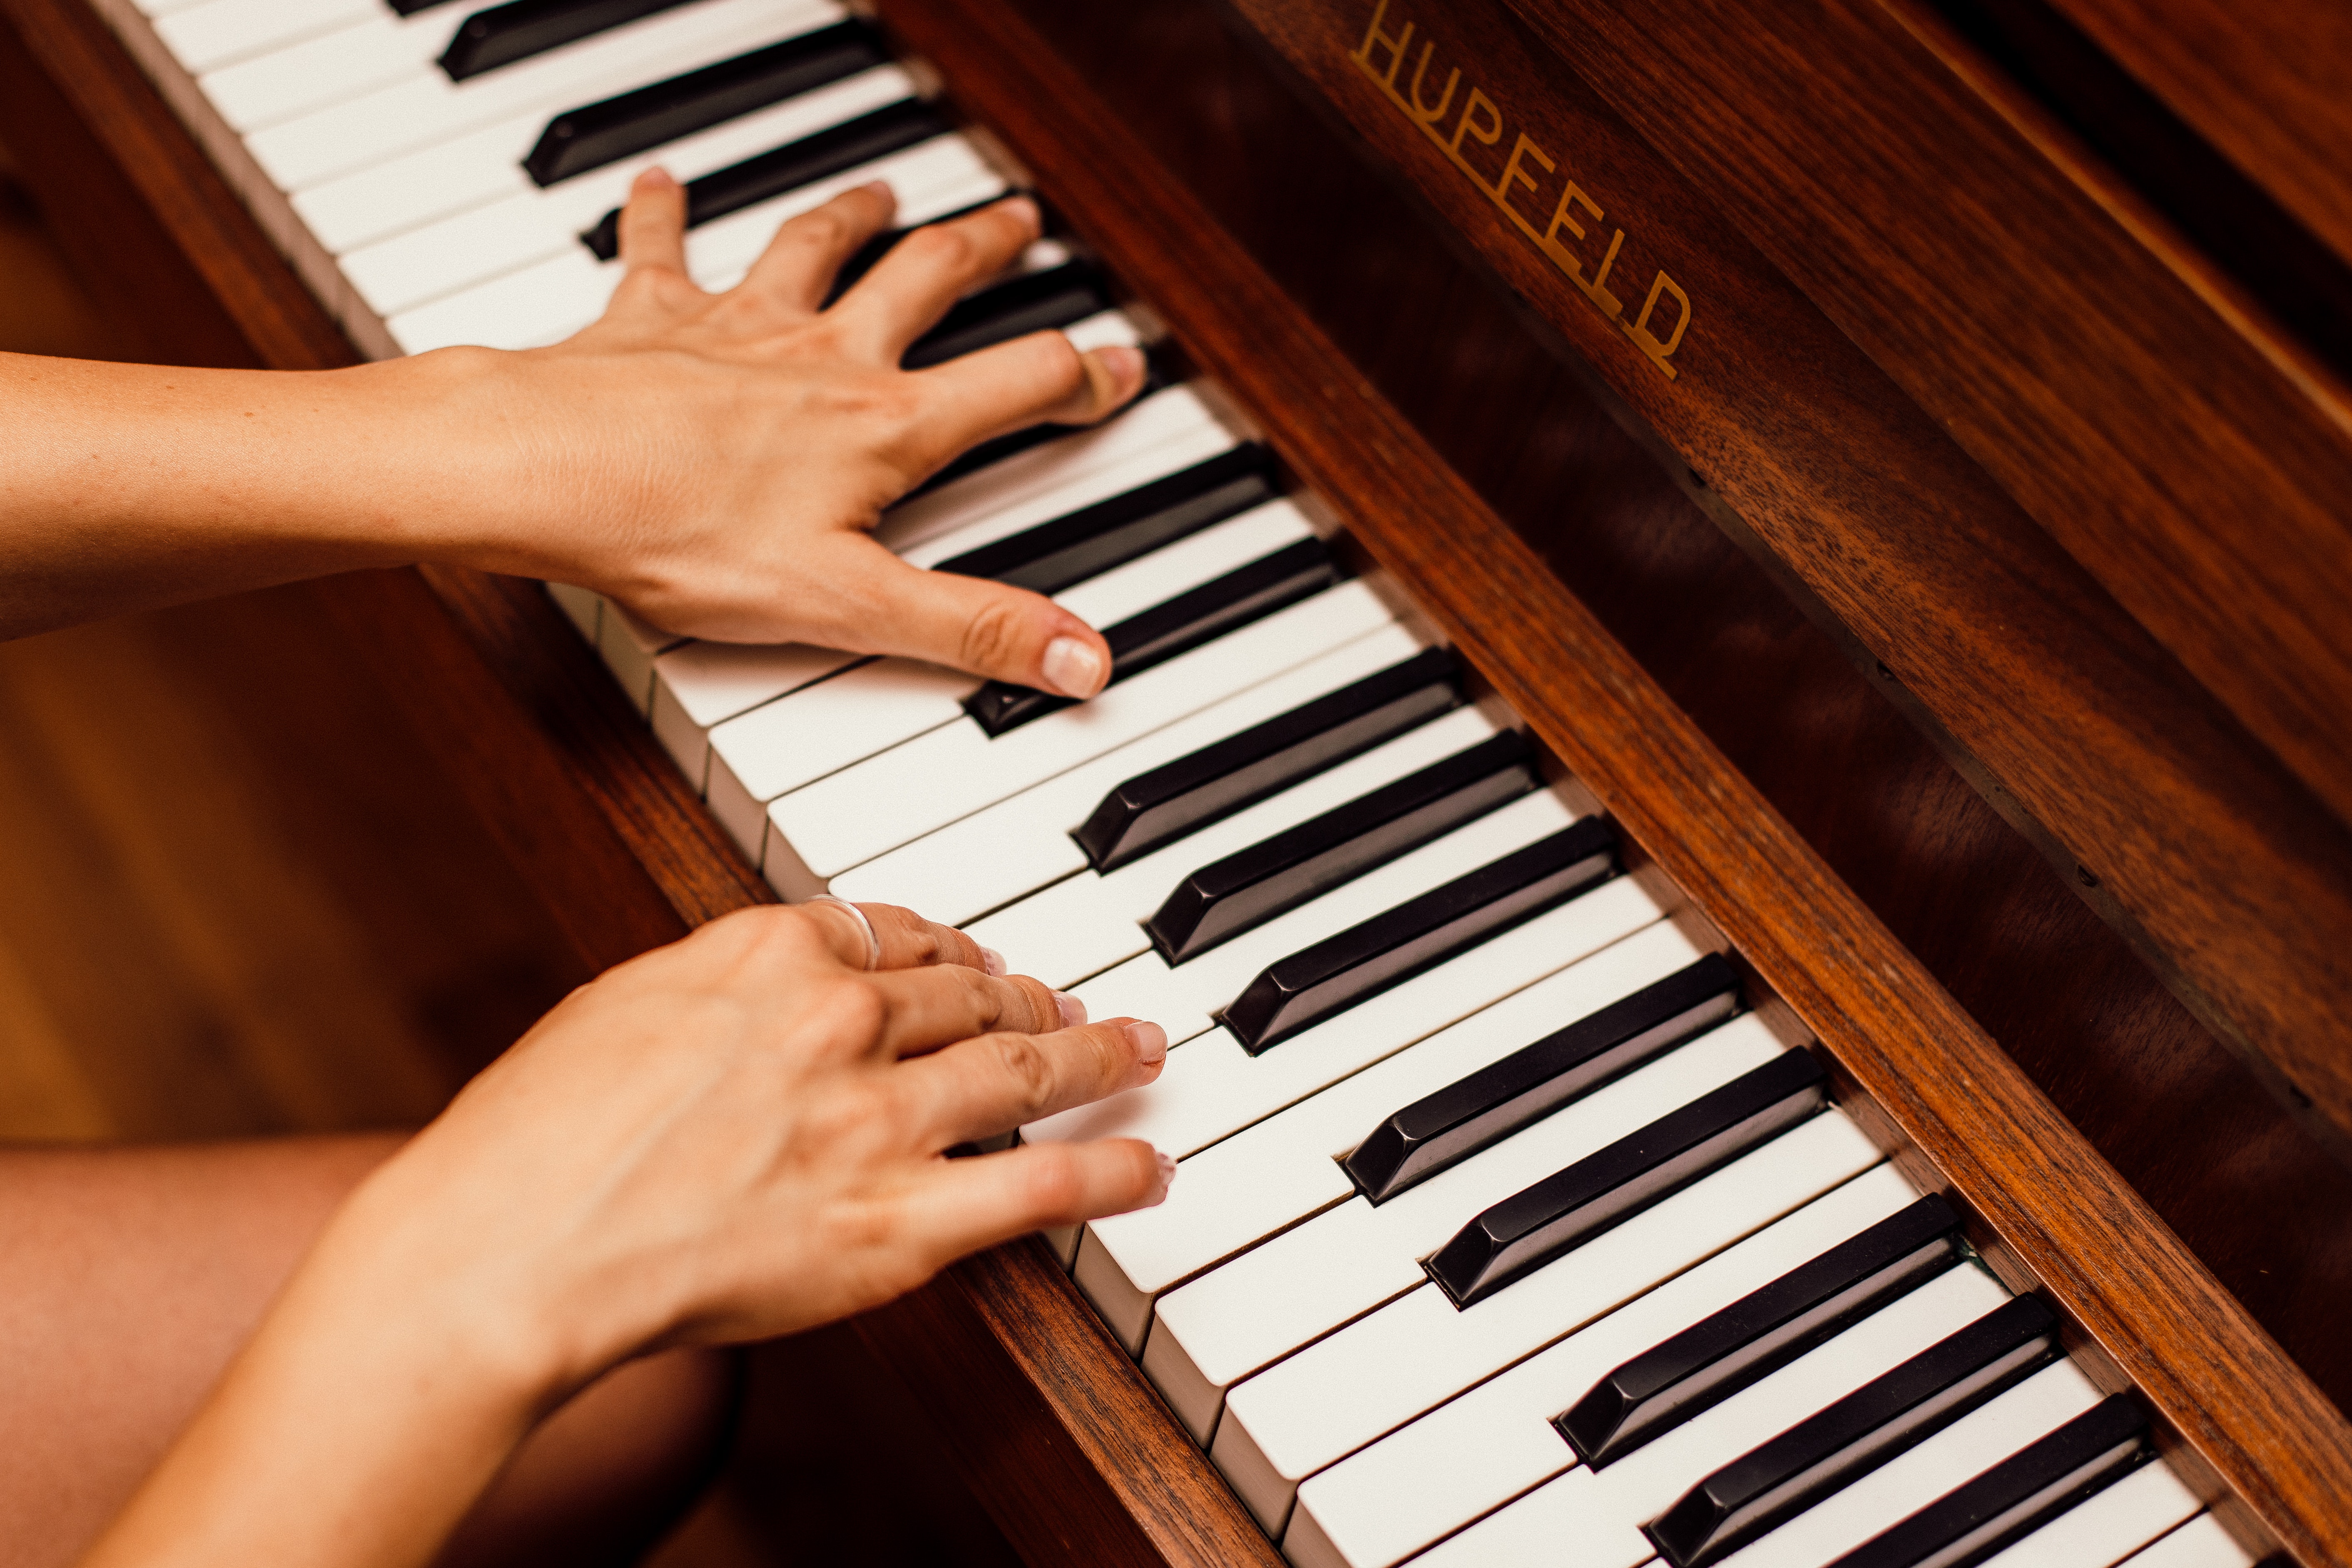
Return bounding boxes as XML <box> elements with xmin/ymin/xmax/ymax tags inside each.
<box><xmin>1710</xmin><ymin>1359</ymin><xmax>2104</xmax><ymax>1568</ymax></box>
<box><xmin>1286</xmin><ymin>1163</ymin><xmax>1922</xmax><ymax>1568</ymax></box>
<box><xmin>768</xmin><ymin>579</ymin><xmax>1398</xmax><ymax>897</ymax></box>
<box><xmin>1142</xmin><ymin>1020</ymin><xmax>1792</xmax><ymax>1454</ymax></box>
<box><xmin>2112</xmin><ymin>1516</ymin><xmax>2257</xmax><ymax>1568</ymax></box>
<box><xmin>651</xmin><ymin>643</ymin><xmax>864</xmax><ymax>789</ymax></box>
<box><xmin>877</xmin><ymin>385</ymin><xmax>1236</xmax><ymax>563</ymax></box>
<box><xmin>1070</xmin><ymin>787</ymin><xmax>1582</xmax><ymax>1045</ymax></box>
<box><xmin>595</xmin><ymin>598</ymin><xmax>685</xmax><ymax>718</ymax></box>
<box><xmin>135</xmin><ymin>0</ymin><xmax>238</xmax><ymax>21</ymax></box>
<box><xmin>831</xmin><ymin>623</ymin><xmax>1431</xmax><ymax>923</ymax></box>
<box><xmin>971</xmin><ymin>702</ymin><xmax>1503</xmax><ymax>990</ymax></box>
<box><xmin>1074</xmin><ymin>920</ymin><xmax>1707</xmax><ymax>1354</ymax></box>
<box><xmin>199</xmin><ymin>5</ymin><xmax>468</xmax><ymax>132</ymax></box>
<box><xmin>1064</xmin><ymin>308</ymin><xmax>1146</xmax><ymax>353</ymax></box>
<box><xmin>299</xmin><ymin>107</ymin><xmax>555</xmax><ymax>255</ymax></box>
<box><xmin>1976</xmin><ymin>1460</ymin><xmax>2203</xmax><ymax>1568</ymax></box>
<box><xmin>1215</xmin><ymin>1111</ymin><xmax>1890</xmax><ymax>1540</ymax></box>
<box><xmin>257</xmin><ymin>0</ymin><xmax>840</xmax><ymax>194</ymax></box>
<box><xmin>385</xmin><ymin>137</ymin><xmax>996</xmax><ymax>352</ymax></box>
<box><xmin>1380</xmin><ymin>1265</ymin><xmax>2012</xmax><ymax>1568</ymax></box>
<box><xmin>544</xmin><ymin>580</ymin><xmax>601</xmax><ymax>642</ymax></box>
<box><xmin>709</xmin><ymin>503</ymin><xmax>1325</xmax><ymax>864</ymax></box>
<box><xmin>772</xmin><ymin>511</ymin><xmax>1360</xmax><ymax>877</ymax></box>
<box><xmin>342</xmin><ymin>65</ymin><xmax>915</xmax><ymax>315</ymax></box>
<box><xmin>1025</xmin><ymin>875</ymin><xmax>1669</xmax><ymax>1161</ymax></box>
<box><xmin>156</xmin><ymin>0</ymin><xmax>375</xmax><ymax>75</ymax></box>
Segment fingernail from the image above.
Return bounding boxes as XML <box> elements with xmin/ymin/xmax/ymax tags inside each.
<box><xmin>1097</xmin><ymin>343</ymin><xmax>1147</xmax><ymax>389</ymax></box>
<box><xmin>860</xmin><ymin>179</ymin><xmax>893</xmax><ymax>198</ymax></box>
<box><xmin>1055</xmin><ymin>990</ymin><xmax>1087</xmax><ymax>1028</ymax></box>
<box><xmin>1000</xmin><ymin>194</ymin><xmax>1042</xmax><ymax>235</ymax></box>
<box><xmin>980</xmin><ymin>946</ymin><xmax>1008</xmax><ymax>977</ymax></box>
<box><xmin>1124</xmin><ymin>1020</ymin><xmax>1168</xmax><ymax>1065</ymax></box>
<box><xmin>1040</xmin><ymin>635</ymin><xmax>1107</xmax><ymax>699</ymax></box>
<box><xmin>637</xmin><ymin>165</ymin><xmax>677</xmax><ymax>190</ymax></box>
<box><xmin>1155</xmin><ymin>1150</ymin><xmax>1178</xmax><ymax>1196</ymax></box>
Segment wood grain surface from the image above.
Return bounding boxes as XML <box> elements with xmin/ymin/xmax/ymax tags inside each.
<box><xmin>1216</xmin><ymin>0</ymin><xmax>2352</xmax><ymax>1167</ymax></box>
<box><xmin>2038</xmin><ymin>0</ymin><xmax>2352</xmax><ymax>278</ymax></box>
<box><xmin>879</xmin><ymin>0</ymin><xmax>2352</xmax><ymax>1559</ymax></box>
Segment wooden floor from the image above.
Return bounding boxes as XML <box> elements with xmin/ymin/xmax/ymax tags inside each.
<box><xmin>0</xmin><ymin>147</ymin><xmax>1018</xmax><ymax>1566</ymax></box>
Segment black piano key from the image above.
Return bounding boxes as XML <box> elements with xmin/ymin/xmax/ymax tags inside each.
<box><xmin>389</xmin><ymin>0</ymin><xmax>460</xmax><ymax>15</ymax></box>
<box><xmin>441</xmin><ymin>0</ymin><xmax>691</xmax><ymax>83</ymax></box>
<box><xmin>1824</xmin><ymin>1397</ymin><xmax>2148</xmax><ymax>1568</ymax></box>
<box><xmin>963</xmin><ymin>536</ymin><xmax>1342</xmax><ymax>736</ymax></box>
<box><xmin>523</xmin><ymin>22</ymin><xmax>888</xmax><ymax>186</ymax></box>
<box><xmin>1558</xmin><ymin>1193</ymin><xmax>1965</xmax><ymax>1467</ymax></box>
<box><xmin>1147</xmin><ymin>731</ymin><xmax>1538</xmax><ymax>965</ymax></box>
<box><xmin>901</xmin><ymin>260</ymin><xmax>1112</xmax><ymax>369</ymax></box>
<box><xmin>1426</xmin><ymin>1049</ymin><xmax>1829</xmax><ymax>1309</ymax></box>
<box><xmin>581</xmin><ymin>100</ymin><xmax>947</xmax><ymax>260</ymax></box>
<box><xmin>1346</xmin><ymin>954</ymin><xmax>1742</xmax><ymax>1207</ymax></box>
<box><xmin>1218</xmin><ymin>816</ymin><xmax>1619</xmax><ymax>1056</ymax></box>
<box><xmin>931</xmin><ymin>445</ymin><xmax>1277</xmax><ymax>595</ymax></box>
<box><xmin>1646</xmin><ymin>1295</ymin><xmax>2063</xmax><ymax>1568</ymax></box>
<box><xmin>1074</xmin><ymin>646</ymin><xmax>1465</xmax><ymax>873</ymax></box>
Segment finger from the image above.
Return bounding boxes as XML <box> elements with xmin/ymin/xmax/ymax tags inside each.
<box><xmin>898</xmin><ymin>1018</ymin><xmax>1167</xmax><ymax>1146</ymax></box>
<box><xmin>825</xmin><ymin>195</ymin><xmax>1042</xmax><ymax>360</ymax></box>
<box><xmin>909</xmin><ymin>333</ymin><xmax>1150</xmax><ymax>462</ymax></box>
<box><xmin>804</xmin><ymin>534</ymin><xmax>1115</xmax><ymax>697</ymax></box>
<box><xmin>900</xmin><ymin>1140</ymin><xmax>1173</xmax><ymax>1268</ymax></box>
<box><xmin>805</xmin><ymin>898</ymin><xmax>1005</xmax><ymax>976</ymax></box>
<box><xmin>617</xmin><ymin>167</ymin><xmax>689</xmax><ymax>278</ymax></box>
<box><xmin>733</xmin><ymin>181</ymin><xmax>898</xmax><ymax>318</ymax></box>
<box><xmin>859</xmin><ymin>963</ymin><xmax>1083</xmax><ymax>1058</ymax></box>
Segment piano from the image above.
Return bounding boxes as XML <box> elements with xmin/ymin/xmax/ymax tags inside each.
<box><xmin>5</xmin><ymin>0</ymin><xmax>2346</xmax><ymax>1564</ymax></box>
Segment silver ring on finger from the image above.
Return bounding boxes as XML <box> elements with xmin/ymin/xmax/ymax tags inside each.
<box><xmin>809</xmin><ymin>894</ymin><xmax>881</xmax><ymax>971</ymax></box>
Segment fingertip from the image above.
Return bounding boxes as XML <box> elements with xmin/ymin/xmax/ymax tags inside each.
<box><xmin>980</xmin><ymin>946</ymin><xmax>1008</xmax><ymax>978</ymax></box>
<box><xmin>635</xmin><ymin>165</ymin><xmax>678</xmax><ymax>193</ymax></box>
<box><xmin>1155</xmin><ymin>1149</ymin><xmax>1178</xmax><ymax>1202</ymax></box>
<box><xmin>1041</xmin><ymin>633</ymin><xmax>1109</xmax><ymax>699</ymax></box>
<box><xmin>995</xmin><ymin>194</ymin><xmax>1043</xmax><ymax>238</ymax></box>
<box><xmin>1054</xmin><ymin>989</ymin><xmax>1087</xmax><ymax>1028</ymax></box>
<box><xmin>1095</xmin><ymin>343</ymin><xmax>1147</xmax><ymax>402</ymax></box>
<box><xmin>1120</xmin><ymin>1019</ymin><xmax>1168</xmax><ymax>1066</ymax></box>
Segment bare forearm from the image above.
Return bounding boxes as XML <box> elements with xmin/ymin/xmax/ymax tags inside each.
<box><xmin>0</xmin><ymin>350</ymin><xmax>507</xmax><ymax>640</ymax></box>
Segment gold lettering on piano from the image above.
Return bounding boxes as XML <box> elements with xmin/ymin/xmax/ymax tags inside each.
<box><xmin>1350</xmin><ymin>0</ymin><xmax>1690</xmax><ymax>380</ymax></box>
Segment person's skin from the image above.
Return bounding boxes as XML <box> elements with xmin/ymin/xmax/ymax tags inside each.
<box><xmin>0</xmin><ymin>170</ymin><xmax>1176</xmax><ymax>1566</ymax></box>
<box><xmin>0</xmin><ymin>1138</ymin><xmax>737</xmax><ymax>1568</ymax></box>
<box><xmin>0</xmin><ymin>171</ymin><xmax>1144</xmax><ymax>700</ymax></box>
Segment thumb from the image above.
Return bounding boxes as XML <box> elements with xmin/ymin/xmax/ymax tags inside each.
<box><xmin>832</xmin><ymin>539</ymin><xmax>1114</xmax><ymax>697</ymax></box>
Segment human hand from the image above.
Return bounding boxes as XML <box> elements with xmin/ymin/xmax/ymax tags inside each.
<box><xmin>317</xmin><ymin>900</ymin><xmax>1169</xmax><ymax>1391</ymax></box>
<box><xmin>453</xmin><ymin>176</ymin><xmax>1148</xmax><ymax>700</ymax></box>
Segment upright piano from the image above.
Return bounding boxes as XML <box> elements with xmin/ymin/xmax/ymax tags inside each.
<box><xmin>5</xmin><ymin>0</ymin><xmax>2347</xmax><ymax>1563</ymax></box>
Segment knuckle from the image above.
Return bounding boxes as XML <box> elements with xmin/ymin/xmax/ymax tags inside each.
<box><xmin>988</xmin><ymin>1032</ymin><xmax>1057</xmax><ymax>1117</ymax></box>
<box><xmin>956</xmin><ymin>594</ymin><xmax>1032</xmax><ymax>676</ymax></box>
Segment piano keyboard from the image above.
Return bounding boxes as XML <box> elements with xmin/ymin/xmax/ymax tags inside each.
<box><xmin>95</xmin><ymin>0</ymin><xmax>2260</xmax><ymax>1563</ymax></box>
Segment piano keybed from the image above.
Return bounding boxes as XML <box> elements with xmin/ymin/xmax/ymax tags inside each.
<box><xmin>82</xmin><ymin>0</ymin><xmax>2279</xmax><ymax>1563</ymax></box>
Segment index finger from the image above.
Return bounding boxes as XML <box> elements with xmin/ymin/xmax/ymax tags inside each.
<box><xmin>803</xmin><ymin>897</ymin><xmax>1004</xmax><ymax>977</ymax></box>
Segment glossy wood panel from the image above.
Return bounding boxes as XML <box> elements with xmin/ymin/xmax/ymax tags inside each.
<box><xmin>1212</xmin><ymin>0</ymin><xmax>2352</xmax><ymax>1164</ymax></box>
<box><xmin>1510</xmin><ymin>0</ymin><xmax>2352</xmax><ymax>828</ymax></box>
<box><xmin>2038</xmin><ymin>0</ymin><xmax>2352</xmax><ymax>279</ymax></box>
<box><xmin>881</xmin><ymin>0</ymin><xmax>2352</xmax><ymax>1557</ymax></box>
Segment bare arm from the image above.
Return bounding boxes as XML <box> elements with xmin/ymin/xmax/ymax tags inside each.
<box><xmin>0</xmin><ymin>175</ymin><xmax>1145</xmax><ymax>698</ymax></box>
<box><xmin>76</xmin><ymin>901</ymin><xmax>1172</xmax><ymax>1568</ymax></box>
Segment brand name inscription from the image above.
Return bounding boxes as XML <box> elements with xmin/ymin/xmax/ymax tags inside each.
<box><xmin>1350</xmin><ymin>1</ymin><xmax>1692</xmax><ymax>380</ymax></box>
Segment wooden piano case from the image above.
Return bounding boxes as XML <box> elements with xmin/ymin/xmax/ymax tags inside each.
<box><xmin>4</xmin><ymin>0</ymin><xmax>2347</xmax><ymax>1562</ymax></box>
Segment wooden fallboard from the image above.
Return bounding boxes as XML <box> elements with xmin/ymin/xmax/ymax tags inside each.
<box><xmin>8</xmin><ymin>0</ymin><xmax>2349</xmax><ymax>1562</ymax></box>
<box><xmin>1216</xmin><ymin>0</ymin><xmax>2352</xmax><ymax>1177</ymax></box>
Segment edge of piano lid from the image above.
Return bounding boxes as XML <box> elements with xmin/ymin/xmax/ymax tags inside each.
<box><xmin>5</xmin><ymin>0</ymin><xmax>2347</xmax><ymax>1566</ymax></box>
